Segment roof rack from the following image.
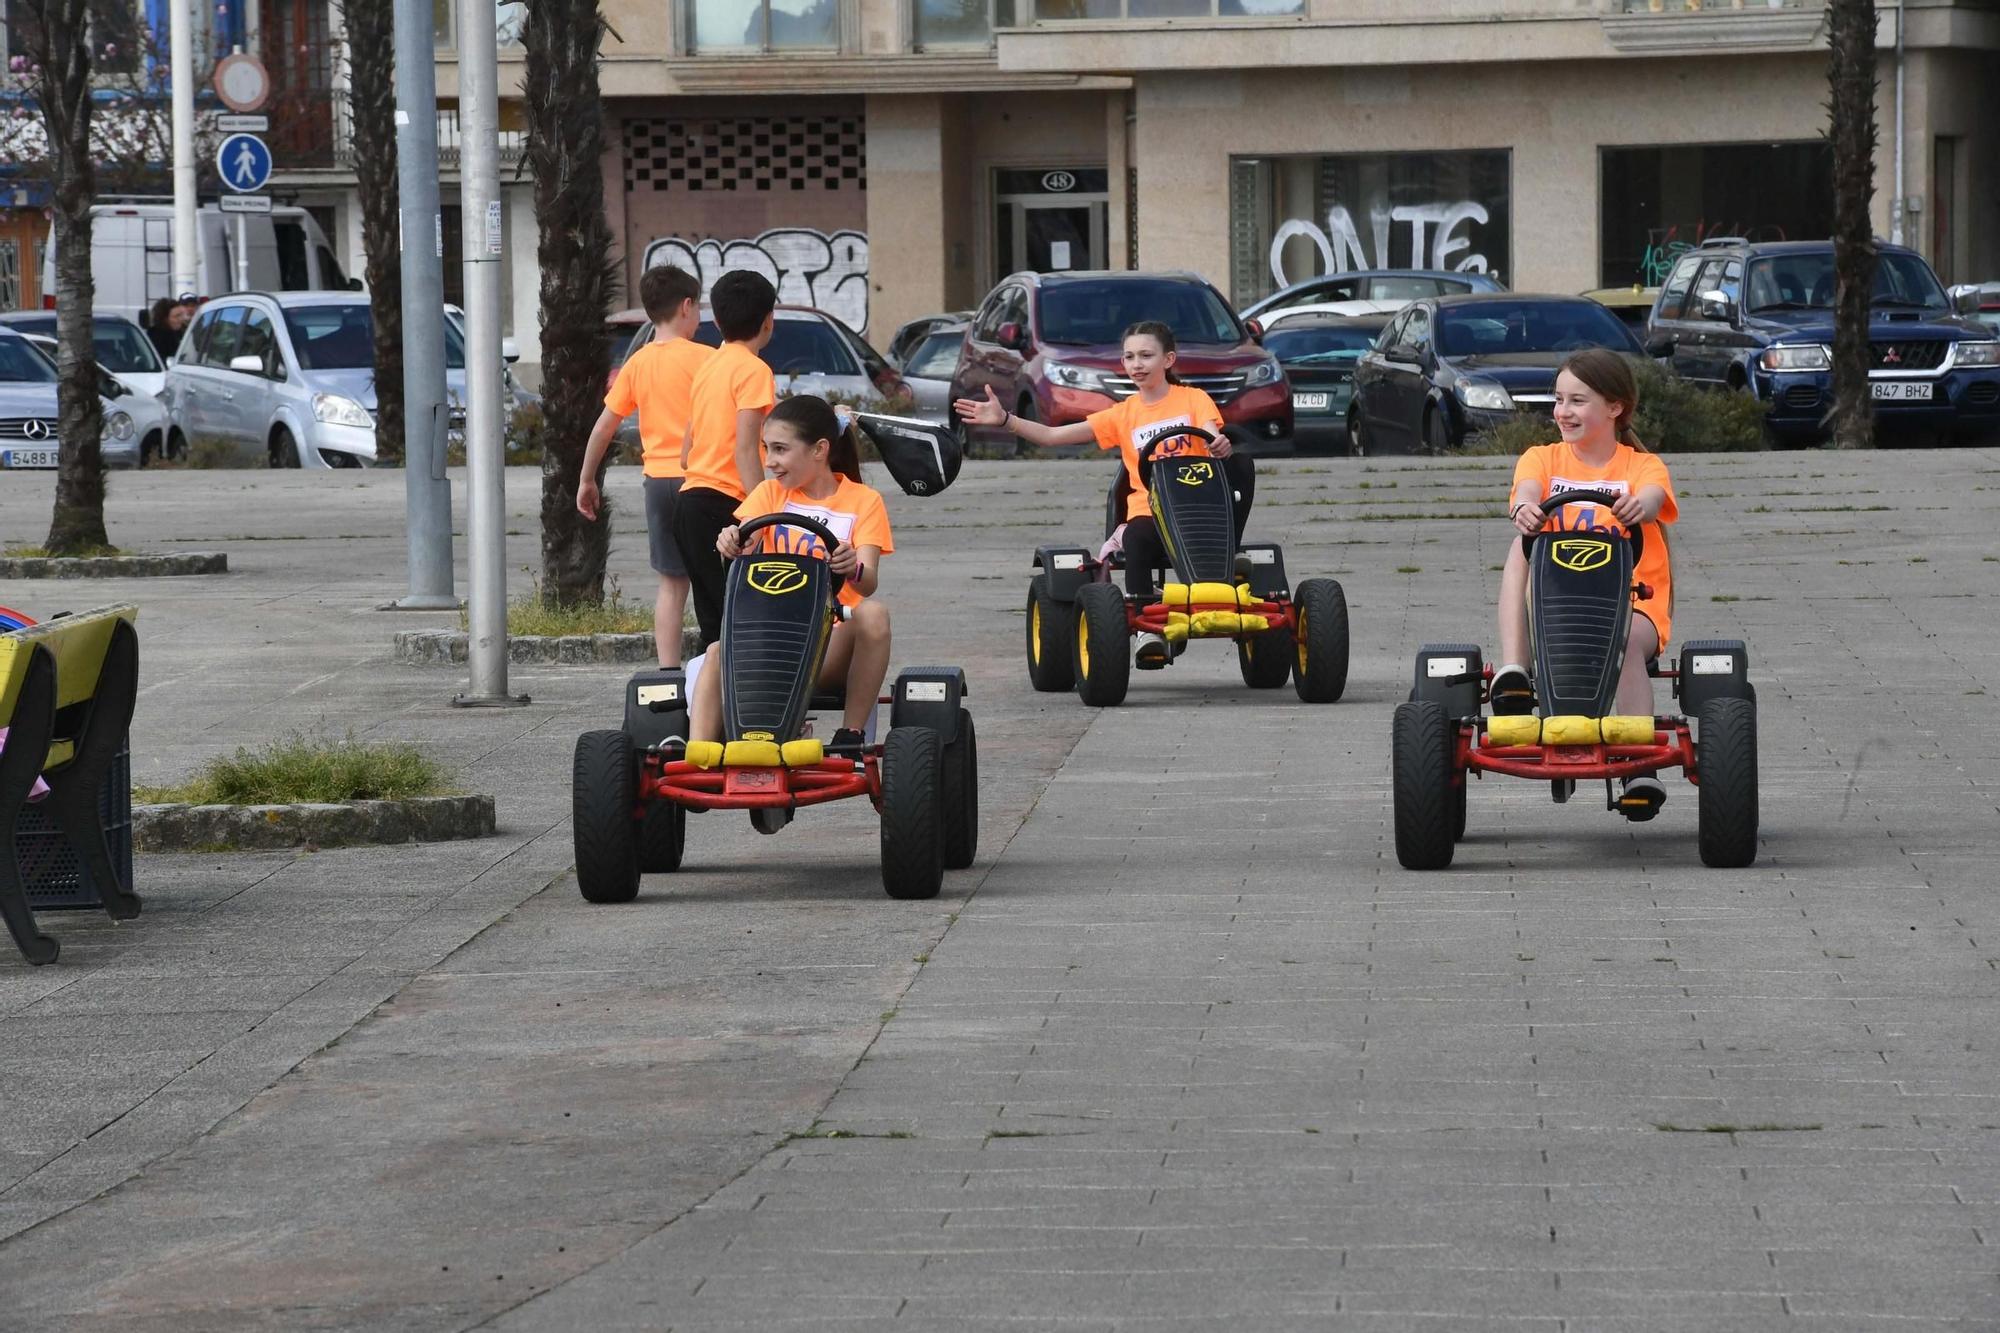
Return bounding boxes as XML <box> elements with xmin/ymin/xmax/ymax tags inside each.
<box><xmin>1698</xmin><ymin>236</ymin><xmax>1748</xmax><ymax>249</ymax></box>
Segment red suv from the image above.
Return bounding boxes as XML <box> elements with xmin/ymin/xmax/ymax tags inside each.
<box><xmin>949</xmin><ymin>271</ymin><xmax>1291</xmax><ymax>454</ymax></box>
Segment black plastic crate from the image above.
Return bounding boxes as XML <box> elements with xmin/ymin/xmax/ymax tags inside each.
<box><xmin>16</xmin><ymin>744</ymin><xmax>132</xmax><ymax>912</ymax></box>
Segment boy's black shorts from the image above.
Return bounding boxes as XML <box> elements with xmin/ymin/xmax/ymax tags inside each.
<box><xmin>643</xmin><ymin>476</ymin><xmax>687</xmax><ymax>577</ymax></box>
<box><xmin>673</xmin><ymin>484</ymin><xmax>742</xmax><ymax>650</ymax></box>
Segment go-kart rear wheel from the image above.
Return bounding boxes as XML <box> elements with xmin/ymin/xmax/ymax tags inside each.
<box><xmin>941</xmin><ymin>709</ymin><xmax>978</xmax><ymax>870</ymax></box>
<box><xmin>880</xmin><ymin>725</ymin><xmax>945</xmax><ymax>900</ymax></box>
<box><xmin>1451</xmin><ymin>776</ymin><xmax>1468</xmax><ymax>842</ymax></box>
<box><xmin>1392</xmin><ymin>701</ymin><xmax>1458</xmax><ymax>870</ymax></box>
<box><xmin>638</xmin><ymin>801</ymin><xmax>685</xmax><ymax>873</ymax></box>
<box><xmin>1073</xmin><ymin>582</ymin><xmax>1131</xmax><ymax>708</ymax></box>
<box><xmin>1292</xmin><ymin>578</ymin><xmax>1350</xmax><ymax>703</ymax></box>
<box><xmin>573</xmin><ymin>729</ymin><xmax>641</xmax><ymax>903</ymax></box>
<box><xmin>1696</xmin><ymin>696</ymin><xmax>1759</xmax><ymax>868</ymax></box>
<box><xmin>1236</xmin><ymin>625</ymin><xmax>1293</xmax><ymax>689</ymax></box>
<box><xmin>1026</xmin><ymin>576</ymin><xmax>1076</xmax><ymax>693</ymax></box>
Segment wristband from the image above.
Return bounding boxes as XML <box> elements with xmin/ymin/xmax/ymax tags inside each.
<box><xmin>1003</xmin><ymin>411</ymin><xmax>1014</xmax><ymax>432</ymax></box>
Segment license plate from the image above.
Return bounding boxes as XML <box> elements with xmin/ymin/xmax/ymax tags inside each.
<box><xmin>1871</xmin><ymin>380</ymin><xmax>1934</xmax><ymax>401</ymax></box>
<box><xmin>0</xmin><ymin>447</ymin><xmax>59</xmax><ymax>469</ymax></box>
<box><xmin>1292</xmin><ymin>392</ymin><xmax>1331</xmax><ymax>411</ymax></box>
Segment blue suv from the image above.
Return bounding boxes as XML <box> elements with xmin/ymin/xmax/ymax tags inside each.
<box><xmin>1645</xmin><ymin>239</ymin><xmax>2000</xmax><ymax>445</ymax></box>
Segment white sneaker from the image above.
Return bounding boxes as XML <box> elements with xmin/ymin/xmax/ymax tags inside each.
<box><xmin>1134</xmin><ymin>632</ymin><xmax>1170</xmax><ymax>670</ymax></box>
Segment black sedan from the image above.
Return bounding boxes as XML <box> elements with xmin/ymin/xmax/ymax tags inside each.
<box><xmin>1260</xmin><ymin>311</ymin><xmax>1391</xmax><ymax>454</ymax></box>
<box><xmin>1347</xmin><ymin>294</ymin><xmax>1645</xmax><ymax>455</ymax></box>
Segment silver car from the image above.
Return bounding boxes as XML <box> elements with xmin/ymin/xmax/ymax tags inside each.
<box><xmin>0</xmin><ymin>329</ymin><xmax>149</xmax><ymax>470</ymax></box>
<box><xmin>0</xmin><ymin>311</ymin><xmax>169</xmax><ymax>400</ymax></box>
<box><xmin>620</xmin><ymin>306</ymin><xmax>914</xmax><ymax>413</ymax></box>
<box><xmin>18</xmin><ymin>333</ymin><xmax>165</xmax><ymax>468</ymax></box>
<box><xmin>895</xmin><ymin>321</ymin><xmax>968</xmax><ymax>423</ymax></box>
<box><xmin>163</xmin><ymin>292</ymin><xmax>521</xmax><ymax>468</ymax></box>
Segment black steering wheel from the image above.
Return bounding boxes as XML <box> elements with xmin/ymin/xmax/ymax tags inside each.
<box><xmin>1135</xmin><ymin>424</ymin><xmax>1223</xmax><ymax>487</ymax></box>
<box><xmin>733</xmin><ymin>511</ymin><xmax>851</xmax><ymax>600</ymax></box>
<box><xmin>1520</xmin><ymin>488</ymin><xmax>1645</xmax><ymax>568</ymax></box>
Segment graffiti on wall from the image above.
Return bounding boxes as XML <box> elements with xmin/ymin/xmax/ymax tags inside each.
<box><xmin>1269</xmin><ymin>201</ymin><xmax>1492</xmax><ymax>290</ymax></box>
<box><xmin>643</xmin><ymin>228</ymin><xmax>869</xmax><ymax>333</ymax></box>
<box><xmin>1636</xmin><ymin>221</ymin><xmax>1790</xmax><ymax>286</ymax></box>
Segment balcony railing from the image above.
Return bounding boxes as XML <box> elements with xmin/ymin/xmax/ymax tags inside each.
<box><xmin>328</xmin><ymin>98</ymin><xmax>527</xmax><ymax>172</ymax></box>
<box><xmin>1621</xmin><ymin>0</ymin><xmax>1815</xmax><ymax>11</ymax></box>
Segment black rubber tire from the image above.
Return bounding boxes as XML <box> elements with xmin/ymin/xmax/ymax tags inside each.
<box><xmin>271</xmin><ymin>427</ymin><xmax>301</xmax><ymax>469</ymax></box>
<box><xmin>1696</xmin><ymin>696</ymin><xmax>1759</xmax><ymax>868</ymax></box>
<box><xmin>1236</xmin><ymin>625</ymin><xmax>1292</xmax><ymax>689</ymax></box>
<box><xmin>880</xmin><ymin>725</ymin><xmax>945</xmax><ymax>900</ymax></box>
<box><xmin>166</xmin><ymin>428</ymin><xmax>189</xmax><ymax>462</ymax></box>
<box><xmin>140</xmin><ymin>431</ymin><xmax>162</xmax><ymax>467</ymax></box>
<box><xmin>1291</xmin><ymin>578</ymin><xmax>1350</xmax><ymax>703</ymax></box>
<box><xmin>637</xmin><ymin>800</ymin><xmax>685</xmax><ymax>874</ymax></box>
<box><xmin>1451</xmin><ymin>776</ymin><xmax>1468</xmax><ymax>842</ymax></box>
<box><xmin>1345</xmin><ymin>406</ymin><xmax>1366</xmax><ymax>458</ymax></box>
<box><xmin>1392</xmin><ymin>700</ymin><xmax>1458</xmax><ymax>870</ymax></box>
<box><xmin>1026</xmin><ymin>576</ymin><xmax>1077</xmax><ymax>693</ymax></box>
<box><xmin>1073</xmin><ymin>582</ymin><xmax>1131</xmax><ymax>708</ymax></box>
<box><xmin>573</xmin><ymin>729</ymin><xmax>641</xmax><ymax>903</ymax></box>
<box><xmin>941</xmin><ymin>709</ymin><xmax>978</xmax><ymax>870</ymax></box>
<box><xmin>1423</xmin><ymin>406</ymin><xmax>1454</xmax><ymax>456</ymax></box>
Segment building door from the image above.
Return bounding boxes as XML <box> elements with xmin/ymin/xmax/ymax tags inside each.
<box><xmin>0</xmin><ymin>210</ymin><xmax>46</xmax><ymax>310</ymax></box>
<box><xmin>994</xmin><ymin>168</ymin><xmax>1107</xmax><ymax>280</ymax></box>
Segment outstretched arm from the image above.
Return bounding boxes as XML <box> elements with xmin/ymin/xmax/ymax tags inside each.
<box><xmin>953</xmin><ymin>385</ymin><xmax>1095</xmax><ymax>448</ymax></box>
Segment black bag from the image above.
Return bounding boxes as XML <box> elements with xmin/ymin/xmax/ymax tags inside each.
<box><xmin>855</xmin><ymin>413</ymin><xmax>963</xmax><ymax>497</ymax></box>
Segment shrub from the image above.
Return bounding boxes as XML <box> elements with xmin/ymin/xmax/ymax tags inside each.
<box><xmin>1460</xmin><ymin>360</ymin><xmax>1769</xmax><ymax>456</ymax></box>
<box><xmin>187</xmin><ymin>436</ymin><xmax>248</xmax><ymax>469</ymax></box>
<box><xmin>137</xmin><ymin>735</ymin><xmax>451</xmax><ymax>805</ymax></box>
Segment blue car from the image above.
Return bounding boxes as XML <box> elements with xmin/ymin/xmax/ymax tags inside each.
<box><xmin>1646</xmin><ymin>239</ymin><xmax>2000</xmax><ymax>445</ymax></box>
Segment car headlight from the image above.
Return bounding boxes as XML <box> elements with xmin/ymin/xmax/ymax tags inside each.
<box><xmin>312</xmin><ymin>392</ymin><xmax>375</xmax><ymax>428</ymax></box>
<box><xmin>101</xmin><ymin>411</ymin><xmax>133</xmax><ymax>441</ymax></box>
<box><xmin>1045</xmin><ymin>361</ymin><xmax>1110</xmax><ymax>392</ymax></box>
<box><xmin>1759</xmin><ymin>343</ymin><xmax>1832</xmax><ymax>372</ymax></box>
<box><xmin>1454</xmin><ymin>380</ymin><xmax>1514</xmax><ymax>411</ymax></box>
<box><xmin>1242</xmin><ymin>357</ymin><xmax>1283</xmax><ymax>388</ymax></box>
<box><xmin>1954</xmin><ymin>340</ymin><xmax>2000</xmax><ymax>367</ymax></box>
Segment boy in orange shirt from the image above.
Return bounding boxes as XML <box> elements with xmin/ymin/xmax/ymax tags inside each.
<box><xmin>575</xmin><ymin>264</ymin><xmax>711</xmax><ymax>668</ymax></box>
<box><xmin>675</xmin><ymin>270</ymin><xmax>778</xmax><ymax>650</ymax></box>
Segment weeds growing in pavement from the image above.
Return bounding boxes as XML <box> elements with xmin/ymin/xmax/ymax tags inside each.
<box><xmin>137</xmin><ymin>734</ymin><xmax>452</xmax><ymax>805</ymax></box>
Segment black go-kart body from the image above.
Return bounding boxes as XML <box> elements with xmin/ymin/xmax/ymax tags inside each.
<box><xmin>1025</xmin><ymin>425</ymin><xmax>1351</xmax><ymax>707</ymax></box>
<box><xmin>571</xmin><ymin>417</ymin><xmax>978</xmax><ymax>902</ymax></box>
<box><xmin>1392</xmin><ymin>489</ymin><xmax>1758</xmax><ymax>871</ymax></box>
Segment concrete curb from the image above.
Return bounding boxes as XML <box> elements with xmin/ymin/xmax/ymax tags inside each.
<box><xmin>392</xmin><ymin>626</ymin><xmax>700</xmax><ymax>666</ymax></box>
<box><xmin>0</xmin><ymin>551</ymin><xmax>228</xmax><ymax>579</ymax></box>
<box><xmin>134</xmin><ymin>794</ymin><xmax>496</xmax><ymax>851</ymax></box>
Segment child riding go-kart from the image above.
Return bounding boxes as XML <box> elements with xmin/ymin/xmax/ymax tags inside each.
<box><xmin>571</xmin><ymin>413</ymin><xmax>977</xmax><ymax>902</ymax></box>
<box><xmin>1391</xmin><ymin>488</ymin><xmax>1758</xmax><ymax>870</ymax></box>
<box><xmin>1026</xmin><ymin>425</ymin><xmax>1351</xmax><ymax>707</ymax></box>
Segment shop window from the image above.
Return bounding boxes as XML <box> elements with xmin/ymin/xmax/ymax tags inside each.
<box><xmin>1599</xmin><ymin>141</ymin><xmax>1832</xmax><ymax>288</ymax></box>
<box><xmin>1032</xmin><ymin>0</ymin><xmax>1299</xmax><ymax>16</ymax></box>
<box><xmin>692</xmin><ymin>0</ymin><xmax>839</xmax><ymax>50</ymax></box>
<box><xmin>1228</xmin><ymin>150</ymin><xmax>1510</xmax><ymax>309</ymax></box>
<box><xmin>916</xmin><ymin>0</ymin><xmax>1015</xmax><ymax>46</ymax></box>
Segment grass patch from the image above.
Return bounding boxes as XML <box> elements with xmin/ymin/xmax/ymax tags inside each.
<box><xmin>462</xmin><ymin>580</ymin><xmax>656</xmax><ymax>637</ymax></box>
<box><xmin>4</xmin><ymin>544</ymin><xmax>123</xmax><ymax>559</ymax></box>
<box><xmin>136</xmin><ymin>734</ymin><xmax>452</xmax><ymax>805</ymax></box>
<box><xmin>1396</xmin><ymin>565</ymin><xmax>1422</xmax><ymax>574</ymax></box>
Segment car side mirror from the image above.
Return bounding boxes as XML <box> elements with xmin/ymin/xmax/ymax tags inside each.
<box><xmin>1384</xmin><ymin>343</ymin><xmax>1419</xmax><ymax>365</ymax></box>
<box><xmin>1697</xmin><ymin>290</ymin><xmax>1735</xmax><ymax>323</ymax></box>
<box><xmin>1645</xmin><ymin>334</ymin><xmax>1675</xmax><ymax>358</ymax></box>
<box><xmin>996</xmin><ymin>322</ymin><xmax>1030</xmax><ymax>353</ymax></box>
<box><xmin>228</xmin><ymin>354</ymin><xmax>265</xmax><ymax>373</ymax></box>
<box><xmin>1949</xmin><ymin>284</ymin><xmax>1978</xmax><ymax>315</ymax></box>
<box><xmin>1245</xmin><ymin>317</ymin><xmax>1265</xmax><ymax>344</ymax></box>
<box><xmin>501</xmin><ymin>337</ymin><xmax>522</xmax><ymax>364</ymax></box>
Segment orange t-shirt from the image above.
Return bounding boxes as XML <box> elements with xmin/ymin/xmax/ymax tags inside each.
<box><xmin>735</xmin><ymin>476</ymin><xmax>894</xmax><ymax>609</ymax></box>
<box><xmin>605</xmin><ymin>336</ymin><xmax>714</xmax><ymax>479</ymax></box>
<box><xmin>1087</xmin><ymin>384</ymin><xmax>1226</xmax><ymax>521</ymax></box>
<box><xmin>684</xmin><ymin>341</ymin><xmax>777</xmax><ymax>500</ymax></box>
<box><xmin>1512</xmin><ymin>441</ymin><xmax>1679</xmax><ymax>643</ymax></box>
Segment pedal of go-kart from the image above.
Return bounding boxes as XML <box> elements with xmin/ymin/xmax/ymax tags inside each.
<box><xmin>1615</xmin><ymin>777</ymin><xmax>1666</xmax><ymax>822</ymax></box>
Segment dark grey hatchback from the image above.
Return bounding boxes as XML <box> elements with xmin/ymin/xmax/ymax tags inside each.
<box><xmin>1346</xmin><ymin>294</ymin><xmax>1643</xmax><ymax>455</ymax></box>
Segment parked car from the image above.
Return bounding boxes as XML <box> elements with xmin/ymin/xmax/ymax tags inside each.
<box><xmin>895</xmin><ymin>321</ymin><xmax>969</xmax><ymax>422</ymax></box>
<box><xmin>886</xmin><ymin>311</ymin><xmax>974</xmax><ymax>369</ymax></box>
<box><xmin>950</xmin><ymin>270</ymin><xmax>1291</xmax><ymax>454</ymax></box>
<box><xmin>1581</xmin><ymin>285</ymin><xmax>1660</xmax><ymax>335</ymax></box>
<box><xmin>0</xmin><ymin>311</ymin><xmax>169</xmax><ymax>399</ymax></box>
<box><xmin>624</xmin><ymin>306</ymin><xmax>913</xmax><ymax>410</ymax></box>
<box><xmin>18</xmin><ymin>333</ymin><xmax>165</xmax><ymax>467</ymax></box>
<box><xmin>1260</xmin><ymin>308</ymin><xmax>1394</xmax><ymax>454</ymax></box>
<box><xmin>0</xmin><ymin>328</ymin><xmax>148</xmax><ymax>469</ymax></box>
<box><xmin>1950</xmin><ymin>282</ymin><xmax>2000</xmax><ymax>336</ymax></box>
<box><xmin>164</xmin><ymin>292</ymin><xmax>517</xmax><ymax>468</ymax></box>
<box><xmin>1243</xmin><ymin>268</ymin><xmax>1508</xmax><ymax>324</ymax></box>
<box><xmin>1348</xmin><ymin>293</ymin><xmax>1645</xmax><ymax>455</ymax></box>
<box><xmin>1646</xmin><ymin>239</ymin><xmax>2000</xmax><ymax>445</ymax></box>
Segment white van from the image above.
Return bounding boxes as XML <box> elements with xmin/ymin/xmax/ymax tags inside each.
<box><xmin>40</xmin><ymin>202</ymin><xmax>354</xmax><ymax>320</ymax></box>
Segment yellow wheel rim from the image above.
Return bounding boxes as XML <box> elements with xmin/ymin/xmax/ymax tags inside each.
<box><xmin>1031</xmin><ymin>598</ymin><xmax>1042</xmax><ymax>665</ymax></box>
<box><xmin>1077</xmin><ymin>611</ymin><xmax>1091</xmax><ymax>678</ymax></box>
<box><xmin>1296</xmin><ymin>608</ymin><xmax>1308</xmax><ymax>675</ymax></box>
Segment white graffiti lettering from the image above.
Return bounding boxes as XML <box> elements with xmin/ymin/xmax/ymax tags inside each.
<box><xmin>643</xmin><ymin>228</ymin><xmax>870</xmax><ymax>333</ymax></box>
<box><xmin>1268</xmin><ymin>201</ymin><xmax>1491</xmax><ymax>289</ymax></box>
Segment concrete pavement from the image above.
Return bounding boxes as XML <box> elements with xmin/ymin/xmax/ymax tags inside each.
<box><xmin>1</xmin><ymin>448</ymin><xmax>1997</xmax><ymax>1329</ymax></box>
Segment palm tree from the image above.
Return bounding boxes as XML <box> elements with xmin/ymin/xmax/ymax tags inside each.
<box><xmin>345</xmin><ymin>0</ymin><xmax>405</xmax><ymax>464</ymax></box>
<box><xmin>524</xmin><ymin>0</ymin><xmax>619</xmax><ymax>606</ymax></box>
<box><xmin>17</xmin><ymin>0</ymin><xmax>110</xmax><ymax>552</ymax></box>
<box><xmin>1825</xmin><ymin>0</ymin><xmax>1878</xmax><ymax>450</ymax></box>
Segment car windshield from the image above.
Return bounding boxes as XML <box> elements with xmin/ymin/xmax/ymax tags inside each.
<box><xmin>0</xmin><ymin>337</ymin><xmax>57</xmax><ymax>384</ymax></box>
<box><xmin>286</xmin><ymin>305</ymin><xmax>467</xmax><ymax>370</ymax></box>
<box><xmin>1264</xmin><ymin>323</ymin><xmax>1383</xmax><ymax>365</ymax></box>
<box><xmin>1037</xmin><ymin>280</ymin><xmax>1240</xmax><ymax>347</ymax></box>
<box><xmin>694</xmin><ymin>317</ymin><xmax>860</xmax><ymax>377</ymax></box>
<box><xmin>1744</xmin><ymin>251</ymin><xmax>1950</xmax><ymax>313</ymax></box>
<box><xmin>904</xmin><ymin>330</ymin><xmax>965</xmax><ymax>379</ymax></box>
<box><xmin>1436</xmin><ymin>301</ymin><xmax>1637</xmax><ymax>357</ymax></box>
<box><xmin>92</xmin><ymin>319</ymin><xmax>161</xmax><ymax>373</ymax></box>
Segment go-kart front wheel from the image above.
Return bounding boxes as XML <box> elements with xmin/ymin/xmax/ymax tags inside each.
<box><xmin>1392</xmin><ymin>701</ymin><xmax>1459</xmax><ymax>870</ymax></box>
<box><xmin>1073</xmin><ymin>582</ymin><xmax>1131</xmax><ymax>708</ymax></box>
<box><xmin>1292</xmin><ymin>578</ymin><xmax>1350</xmax><ymax>703</ymax></box>
<box><xmin>880</xmin><ymin>725</ymin><xmax>945</xmax><ymax>899</ymax></box>
<box><xmin>573</xmin><ymin>729</ymin><xmax>641</xmax><ymax>903</ymax></box>
<box><xmin>1697</xmin><ymin>696</ymin><xmax>1758</xmax><ymax>868</ymax></box>
<box><xmin>1237</xmin><ymin>625</ymin><xmax>1293</xmax><ymax>689</ymax></box>
<box><xmin>639</xmin><ymin>802</ymin><xmax>685</xmax><ymax>873</ymax></box>
<box><xmin>1026</xmin><ymin>576</ymin><xmax>1076</xmax><ymax>693</ymax></box>
<box><xmin>941</xmin><ymin>708</ymin><xmax>978</xmax><ymax>870</ymax></box>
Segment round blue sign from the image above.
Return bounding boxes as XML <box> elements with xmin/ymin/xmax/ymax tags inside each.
<box><xmin>215</xmin><ymin>133</ymin><xmax>273</xmax><ymax>193</ymax></box>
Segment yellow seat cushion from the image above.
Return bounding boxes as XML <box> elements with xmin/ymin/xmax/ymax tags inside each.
<box><xmin>1540</xmin><ymin>716</ymin><xmax>1601</xmax><ymax>745</ymax></box>
<box><xmin>1601</xmin><ymin>716</ymin><xmax>1657</xmax><ymax>745</ymax></box>
<box><xmin>723</xmin><ymin>739</ymin><xmax>784</xmax><ymax>767</ymax></box>
<box><xmin>1188</xmin><ymin>610</ymin><xmax>1241</xmax><ymax>636</ymax></box>
<box><xmin>781</xmin><ymin>738</ymin><xmax>825</xmax><ymax>767</ymax></box>
<box><xmin>1485</xmin><ymin>715</ymin><xmax>1541</xmax><ymax>747</ymax></box>
<box><xmin>685</xmin><ymin>740</ymin><xmax>725</xmax><ymax>769</ymax></box>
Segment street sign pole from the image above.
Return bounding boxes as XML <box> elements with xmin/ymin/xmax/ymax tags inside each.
<box><xmin>391</xmin><ymin>0</ymin><xmax>456</xmax><ymax>611</ymax></box>
<box><xmin>169</xmin><ymin>0</ymin><xmax>196</xmax><ymax>296</ymax></box>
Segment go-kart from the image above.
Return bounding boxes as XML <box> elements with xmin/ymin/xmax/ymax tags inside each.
<box><xmin>1024</xmin><ymin>426</ymin><xmax>1350</xmax><ymax>707</ymax></box>
<box><xmin>1391</xmin><ymin>489</ymin><xmax>1758</xmax><ymax>870</ymax></box>
<box><xmin>571</xmin><ymin>414</ymin><xmax>977</xmax><ymax>902</ymax></box>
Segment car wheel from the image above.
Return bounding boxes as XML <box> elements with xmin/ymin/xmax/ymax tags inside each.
<box><xmin>271</xmin><ymin>427</ymin><xmax>301</xmax><ymax>469</ymax></box>
<box><xmin>1423</xmin><ymin>406</ymin><xmax>1455</xmax><ymax>456</ymax></box>
<box><xmin>140</xmin><ymin>432</ymin><xmax>161</xmax><ymax>467</ymax></box>
<box><xmin>166</xmin><ymin>428</ymin><xmax>189</xmax><ymax>462</ymax></box>
<box><xmin>1346</xmin><ymin>406</ymin><xmax>1366</xmax><ymax>458</ymax></box>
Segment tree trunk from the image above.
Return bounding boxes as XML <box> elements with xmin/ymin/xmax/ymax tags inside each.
<box><xmin>23</xmin><ymin>0</ymin><xmax>110</xmax><ymax>553</ymax></box>
<box><xmin>524</xmin><ymin>0</ymin><xmax>618</xmax><ymax>607</ymax></box>
<box><xmin>346</xmin><ymin>0</ymin><xmax>404</xmax><ymax>464</ymax></box>
<box><xmin>1826</xmin><ymin>0</ymin><xmax>1878</xmax><ymax>450</ymax></box>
